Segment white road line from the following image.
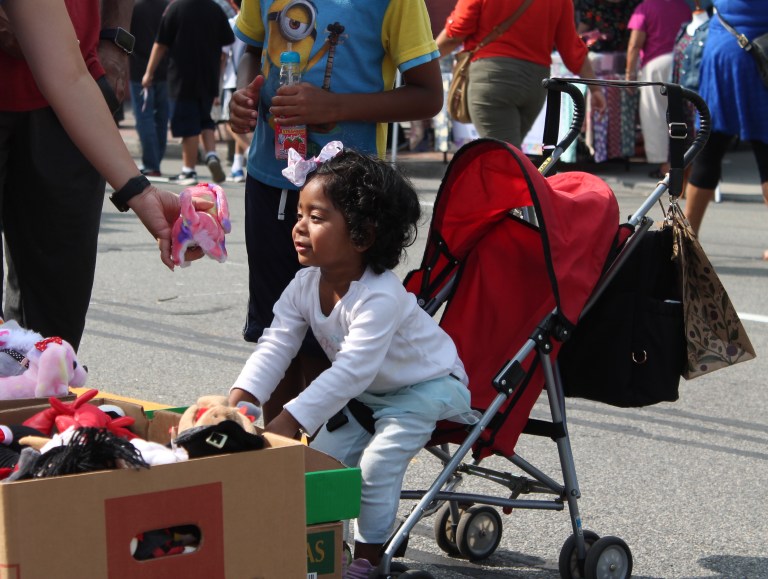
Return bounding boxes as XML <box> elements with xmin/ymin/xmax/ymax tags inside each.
<box><xmin>739</xmin><ymin>313</ymin><xmax>768</xmax><ymax>324</ymax></box>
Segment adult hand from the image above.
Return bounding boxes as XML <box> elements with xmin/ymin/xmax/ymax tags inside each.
<box><xmin>98</xmin><ymin>41</ymin><xmax>129</xmax><ymax>103</ymax></box>
<box><xmin>127</xmin><ymin>185</ymin><xmax>206</xmax><ymax>270</ymax></box>
<box><xmin>229</xmin><ymin>75</ymin><xmax>263</xmax><ymax>134</ymax></box>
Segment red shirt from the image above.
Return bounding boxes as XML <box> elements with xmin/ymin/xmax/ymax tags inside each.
<box><xmin>0</xmin><ymin>0</ymin><xmax>104</xmax><ymax>112</ymax></box>
<box><xmin>445</xmin><ymin>0</ymin><xmax>588</xmax><ymax>74</ymax></box>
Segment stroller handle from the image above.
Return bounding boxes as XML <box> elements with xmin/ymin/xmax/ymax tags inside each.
<box><xmin>541</xmin><ymin>78</ymin><xmax>712</xmax><ymax>175</ymax></box>
<box><xmin>669</xmin><ymin>84</ymin><xmax>711</xmax><ymax>168</ymax></box>
<box><xmin>539</xmin><ymin>78</ymin><xmax>585</xmax><ymax>176</ymax></box>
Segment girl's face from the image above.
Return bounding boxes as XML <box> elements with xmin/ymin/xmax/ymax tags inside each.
<box><xmin>293</xmin><ymin>179</ymin><xmax>365</xmax><ymax>273</ymax></box>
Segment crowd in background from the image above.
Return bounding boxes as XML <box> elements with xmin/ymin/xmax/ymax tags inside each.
<box><xmin>1</xmin><ymin>0</ymin><xmax>766</xmax><ymax>372</ymax></box>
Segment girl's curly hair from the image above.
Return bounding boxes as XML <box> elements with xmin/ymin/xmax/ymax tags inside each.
<box><xmin>306</xmin><ymin>149</ymin><xmax>421</xmax><ymax>274</ymax></box>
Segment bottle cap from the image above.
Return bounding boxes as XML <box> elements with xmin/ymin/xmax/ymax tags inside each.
<box><xmin>280</xmin><ymin>51</ymin><xmax>301</xmax><ymax>64</ymax></box>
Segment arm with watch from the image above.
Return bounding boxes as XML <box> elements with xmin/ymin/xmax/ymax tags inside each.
<box><xmin>98</xmin><ymin>0</ymin><xmax>135</xmax><ymax>106</ymax></box>
<box><xmin>3</xmin><ymin>0</ymin><xmax>208</xmax><ymax>270</ymax></box>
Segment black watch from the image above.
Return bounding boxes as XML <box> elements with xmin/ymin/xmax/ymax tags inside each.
<box><xmin>110</xmin><ymin>175</ymin><xmax>151</xmax><ymax>212</ymax></box>
<box><xmin>100</xmin><ymin>27</ymin><xmax>135</xmax><ymax>54</ymax></box>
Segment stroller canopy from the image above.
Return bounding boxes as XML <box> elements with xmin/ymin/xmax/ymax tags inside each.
<box><xmin>407</xmin><ymin>139</ymin><xmax>618</xmax><ymax>328</ymax></box>
<box><xmin>405</xmin><ymin>139</ymin><xmax>619</xmax><ymax>457</ymax></box>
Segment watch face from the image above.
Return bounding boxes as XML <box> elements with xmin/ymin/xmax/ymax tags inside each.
<box><xmin>115</xmin><ymin>28</ymin><xmax>136</xmax><ymax>54</ymax></box>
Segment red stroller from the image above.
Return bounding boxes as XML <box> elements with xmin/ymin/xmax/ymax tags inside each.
<box><xmin>375</xmin><ymin>79</ymin><xmax>711</xmax><ymax>579</ymax></box>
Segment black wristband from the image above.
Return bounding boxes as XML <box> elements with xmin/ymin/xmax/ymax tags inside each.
<box><xmin>110</xmin><ymin>175</ymin><xmax>151</xmax><ymax>212</ymax></box>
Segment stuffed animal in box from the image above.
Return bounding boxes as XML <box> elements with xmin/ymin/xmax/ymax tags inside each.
<box><xmin>22</xmin><ymin>388</ymin><xmax>132</xmax><ymax>437</ymax></box>
<box><xmin>0</xmin><ymin>424</ymin><xmax>47</xmax><ymax>474</ymax></box>
<box><xmin>0</xmin><ymin>319</ymin><xmax>44</xmax><ymax>377</ymax></box>
<box><xmin>175</xmin><ymin>395</ymin><xmax>264</xmax><ymax>457</ymax></box>
<box><xmin>177</xmin><ymin>395</ymin><xmax>260</xmax><ymax>434</ymax></box>
<box><xmin>0</xmin><ymin>335</ymin><xmax>87</xmax><ymax>400</ymax></box>
<box><xmin>171</xmin><ymin>183</ymin><xmax>231</xmax><ymax>267</ymax></box>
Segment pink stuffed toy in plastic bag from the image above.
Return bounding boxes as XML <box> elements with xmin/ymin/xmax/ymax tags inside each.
<box><xmin>171</xmin><ymin>183</ymin><xmax>231</xmax><ymax>267</ymax></box>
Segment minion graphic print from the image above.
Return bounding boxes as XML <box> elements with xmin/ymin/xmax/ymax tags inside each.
<box><xmin>234</xmin><ymin>0</ymin><xmax>439</xmax><ymax>189</ymax></box>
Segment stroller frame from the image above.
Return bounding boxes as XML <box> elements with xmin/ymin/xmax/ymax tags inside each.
<box><xmin>374</xmin><ymin>79</ymin><xmax>711</xmax><ymax>579</ymax></box>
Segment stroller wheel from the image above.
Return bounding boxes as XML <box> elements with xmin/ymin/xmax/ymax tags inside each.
<box><xmin>455</xmin><ymin>505</ymin><xmax>503</xmax><ymax>561</ymax></box>
<box><xmin>558</xmin><ymin>530</ymin><xmax>600</xmax><ymax>579</ymax></box>
<box><xmin>584</xmin><ymin>536</ymin><xmax>633</xmax><ymax>579</ymax></box>
<box><xmin>433</xmin><ymin>502</ymin><xmax>468</xmax><ymax>556</ymax></box>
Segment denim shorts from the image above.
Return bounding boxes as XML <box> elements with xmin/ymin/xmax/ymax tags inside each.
<box><xmin>169</xmin><ymin>97</ymin><xmax>216</xmax><ymax>138</ymax></box>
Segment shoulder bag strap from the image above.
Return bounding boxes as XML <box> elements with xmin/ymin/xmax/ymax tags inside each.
<box><xmin>717</xmin><ymin>12</ymin><xmax>753</xmax><ymax>51</ymax></box>
<box><xmin>471</xmin><ymin>0</ymin><xmax>535</xmax><ymax>55</ymax></box>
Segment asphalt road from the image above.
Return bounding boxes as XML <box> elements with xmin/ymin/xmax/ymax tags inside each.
<box><xmin>77</xmin><ymin>127</ymin><xmax>768</xmax><ymax>578</ymax></box>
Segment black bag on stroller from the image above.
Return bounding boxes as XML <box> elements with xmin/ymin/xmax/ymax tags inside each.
<box><xmin>558</xmin><ymin>225</ymin><xmax>686</xmax><ymax>407</ymax></box>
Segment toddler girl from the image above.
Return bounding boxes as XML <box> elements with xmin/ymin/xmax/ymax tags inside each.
<box><xmin>229</xmin><ymin>142</ymin><xmax>478</xmax><ymax>576</ymax></box>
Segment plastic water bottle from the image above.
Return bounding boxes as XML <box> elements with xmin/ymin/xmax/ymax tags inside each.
<box><xmin>275</xmin><ymin>50</ymin><xmax>307</xmax><ymax>160</ymax></box>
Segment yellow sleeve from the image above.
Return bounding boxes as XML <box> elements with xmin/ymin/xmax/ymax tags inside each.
<box><xmin>382</xmin><ymin>0</ymin><xmax>439</xmax><ymax>71</ymax></box>
<box><xmin>235</xmin><ymin>0</ymin><xmax>265</xmax><ymax>45</ymax></box>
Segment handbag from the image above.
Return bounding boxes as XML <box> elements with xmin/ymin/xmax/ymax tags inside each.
<box><xmin>718</xmin><ymin>13</ymin><xmax>768</xmax><ymax>89</ymax></box>
<box><xmin>559</xmin><ymin>225</ymin><xmax>686</xmax><ymax>407</ymax></box>
<box><xmin>668</xmin><ymin>204</ymin><xmax>756</xmax><ymax>379</ymax></box>
<box><xmin>447</xmin><ymin>0</ymin><xmax>534</xmax><ymax>123</ymax></box>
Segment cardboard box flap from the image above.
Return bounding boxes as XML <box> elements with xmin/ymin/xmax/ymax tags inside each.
<box><xmin>0</xmin><ymin>393</ymin><xmax>76</xmax><ymax>412</ymax></box>
<box><xmin>302</xmin><ymin>444</ymin><xmax>347</xmax><ymax>473</ymax></box>
<box><xmin>146</xmin><ymin>408</ymin><xmax>183</xmax><ymax>445</ymax></box>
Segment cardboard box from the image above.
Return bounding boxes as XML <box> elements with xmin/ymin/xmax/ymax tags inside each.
<box><xmin>306</xmin><ymin>521</ymin><xmax>343</xmax><ymax>579</ymax></box>
<box><xmin>0</xmin><ymin>404</ymin><xmax>359</xmax><ymax>579</ymax></box>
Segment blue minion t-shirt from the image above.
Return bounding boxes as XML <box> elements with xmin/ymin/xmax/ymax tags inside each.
<box><xmin>235</xmin><ymin>0</ymin><xmax>439</xmax><ymax>189</ymax></box>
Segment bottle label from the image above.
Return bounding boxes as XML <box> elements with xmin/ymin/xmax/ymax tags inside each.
<box><xmin>275</xmin><ymin>125</ymin><xmax>307</xmax><ymax>160</ymax></box>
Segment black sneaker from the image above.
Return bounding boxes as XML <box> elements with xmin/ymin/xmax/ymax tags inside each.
<box><xmin>169</xmin><ymin>171</ymin><xmax>198</xmax><ymax>186</ymax></box>
<box><xmin>206</xmin><ymin>154</ymin><xmax>226</xmax><ymax>184</ymax></box>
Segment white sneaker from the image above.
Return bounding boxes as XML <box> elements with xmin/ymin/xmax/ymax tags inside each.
<box><xmin>228</xmin><ymin>169</ymin><xmax>246</xmax><ymax>183</ymax></box>
<box><xmin>169</xmin><ymin>171</ymin><xmax>198</xmax><ymax>186</ymax></box>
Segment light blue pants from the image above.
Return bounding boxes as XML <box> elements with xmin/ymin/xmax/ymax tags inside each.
<box><xmin>310</xmin><ymin>375</ymin><xmax>478</xmax><ymax>545</ymax></box>
<box><xmin>311</xmin><ymin>406</ymin><xmax>434</xmax><ymax>544</ymax></box>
